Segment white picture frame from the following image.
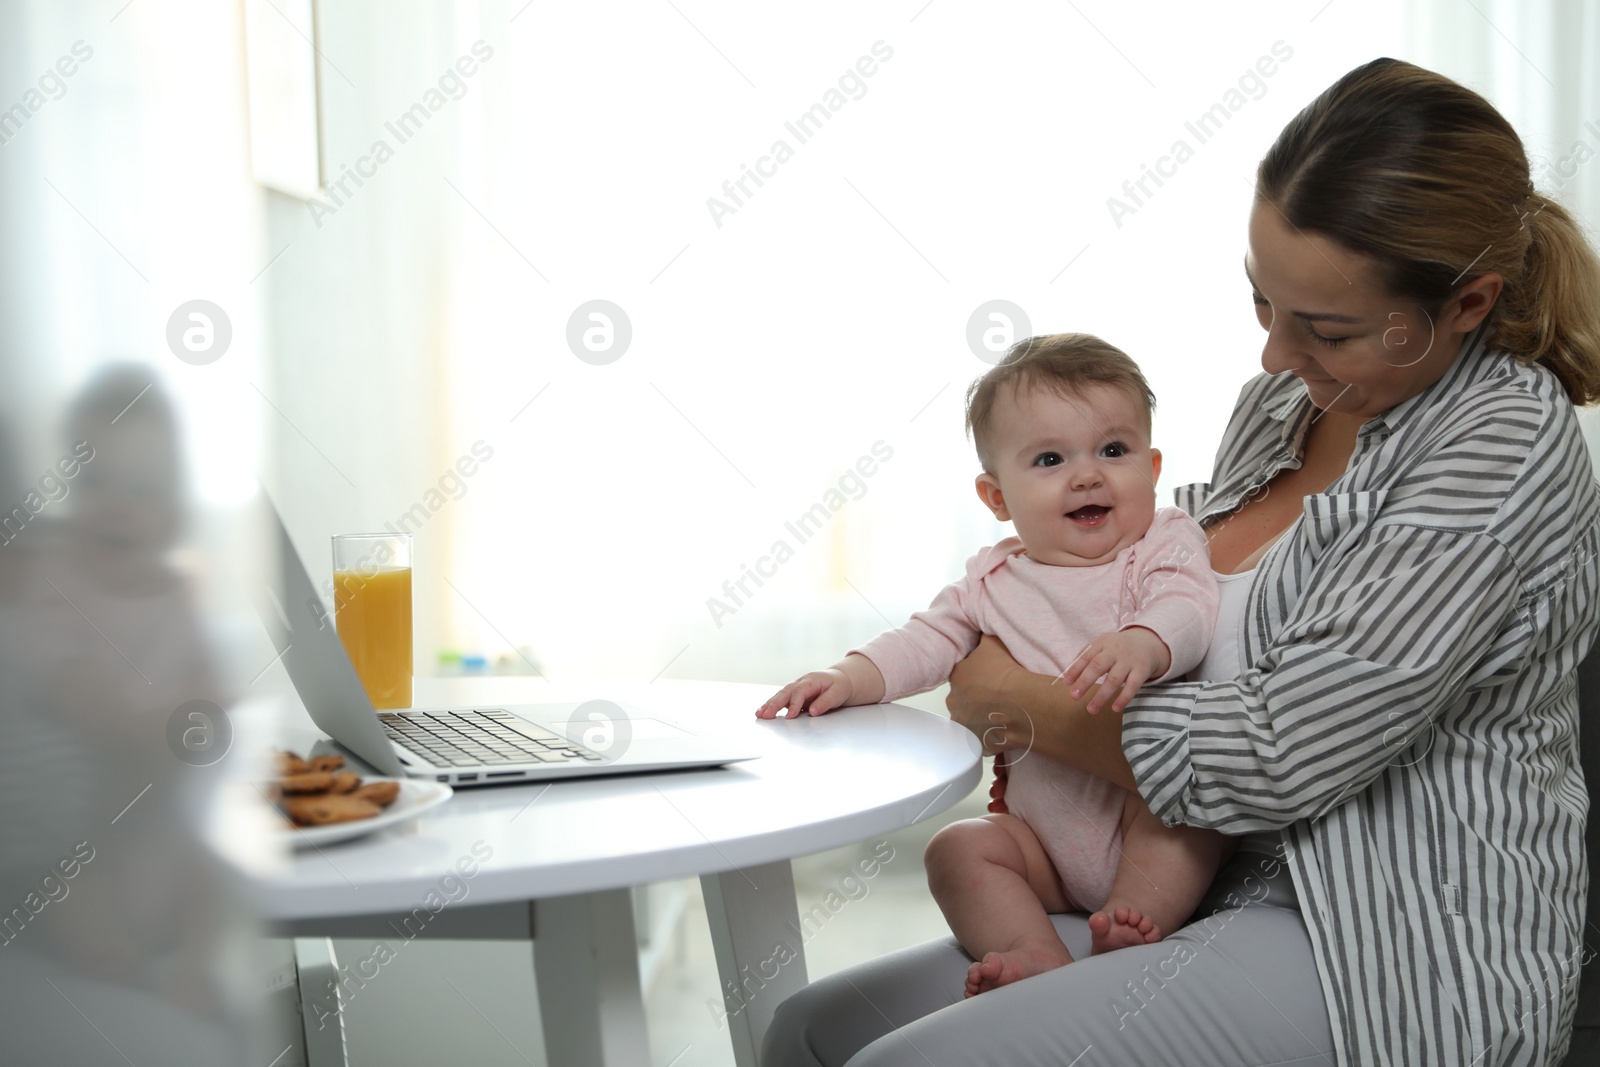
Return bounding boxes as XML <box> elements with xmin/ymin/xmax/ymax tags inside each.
<box><xmin>243</xmin><ymin>0</ymin><xmax>323</xmax><ymax>200</ymax></box>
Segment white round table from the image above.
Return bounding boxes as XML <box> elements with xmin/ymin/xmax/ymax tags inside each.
<box><xmin>256</xmin><ymin>677</ymin><xmax>982</xmax><ymax>1067</ymax></box>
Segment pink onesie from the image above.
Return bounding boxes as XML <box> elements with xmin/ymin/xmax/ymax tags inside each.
<box><xmin>849</xmin><ymin>506</ymin><xmax>1218</xmax><ymax>910</ymax></box>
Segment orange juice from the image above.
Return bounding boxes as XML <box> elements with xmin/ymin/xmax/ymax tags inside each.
<box><xmin>333</xmin><ymin>566</ymin><xmax>413</xmax><ymax>709</ymax></box>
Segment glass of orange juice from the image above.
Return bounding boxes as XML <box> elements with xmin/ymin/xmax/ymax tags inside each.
<box><xmin>332</xmin><ymin>533</ymin><xmax>413</xmax><ymax>710</ymax></box>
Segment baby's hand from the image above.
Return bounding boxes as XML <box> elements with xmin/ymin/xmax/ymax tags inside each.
<box><xmin>756</xmin><ymin>670</ymin><xmax>855</xmax><ymax>719</ymax></box>
<box><xmin>1058</xmin><ymin>627</ymin><xmax>1171</xmax><ymax>714</ymax></box>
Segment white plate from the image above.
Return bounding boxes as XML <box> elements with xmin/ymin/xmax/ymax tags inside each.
<box><xmin>286</xmin><ymin>779</ymin><xmax>454</xmax><ymax>849</ymax></box>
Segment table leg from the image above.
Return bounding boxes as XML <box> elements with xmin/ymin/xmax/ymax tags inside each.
<box><xmin>293</xmin><ymin>938</ymin><xmax>348</xmax><ymax>1067</ymax></box>
<box><xmin>701</xmin><ymin>860</ymin><xmax>809</xmax><ymax>1067</ymax></box>
<box><xmin>534</xmin><ymin>888</ymin><xmax>650</xmax><ymax>1066</ymax></box>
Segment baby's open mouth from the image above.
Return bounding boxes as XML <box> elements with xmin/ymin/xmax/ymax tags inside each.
<box><xmin>1067</xmin><ymin>505</ymin><xmax>1110</xmax><ymax>524</ymax></box>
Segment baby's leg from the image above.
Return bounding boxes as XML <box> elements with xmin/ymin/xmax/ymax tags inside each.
<box><xmin>1088</xmin><ymin>792</ymin><xmax>1238</xmax><ymax>956</ymax></box>
<box><xmin>923</xmin><ymin>813</ymin><xmax>1076</xmax><ymax>997</ymax></box>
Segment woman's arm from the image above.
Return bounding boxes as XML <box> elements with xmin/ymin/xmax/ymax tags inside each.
<box><xmin>953</xmin><ymin>524</ymin><xmax>1539</xmax><ymax>833</ymax></box>
<box><xmin>946</xmin><ymin>634</ymin><xmax>1137</xmax><ymax>792</ymax></box>
<box><xmin>1122</xmin><ymin>523</ymin><xmax>1527</xmax><ymax>832</ymax></box>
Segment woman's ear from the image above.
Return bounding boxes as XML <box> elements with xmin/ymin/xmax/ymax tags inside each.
<box><xmin>1444</xmin><ymin>272</ymin><xmax>1504</xmax><ymax>334</ymax></box>
<box><xmin>975</xmin><ymin>473</ymin><xmax>1009</xmax><ymax>521</ymax></box>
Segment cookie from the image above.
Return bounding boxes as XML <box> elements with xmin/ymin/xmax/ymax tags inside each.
<box><xmin>275</xmin><ymin>751</ymin><xmax>311</xmax><ymax>776</ymax></box>
<box><xmin>271</xmin><ymin>751</ymin><xmax>400</xmax><ymax>830</ymax></box>
<box><xmin>278</xmin><ymin>771</ymin><xmax>336</xmax><ymax>794</ymax></box>
<box><xmin>352</xmin><ymin>780</ymin><xmax>400</xmax><ymax>807</ymax></box>
<box><xmin>282</xmin><ymin>794</ymin><xmax>381</xmax><ymax>827</ymax></box>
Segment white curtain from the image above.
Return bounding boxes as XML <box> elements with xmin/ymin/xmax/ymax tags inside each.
<box><xmin>1403</xmin><ymin>0</ymin><xmax>1600</xmax><ymax>456</ymax></box>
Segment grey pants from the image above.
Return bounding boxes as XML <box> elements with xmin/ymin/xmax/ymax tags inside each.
<box><xmin>760</xmin><ymin>849</ymin><xmax>1336</xmax><ymax>1067</ymax></box>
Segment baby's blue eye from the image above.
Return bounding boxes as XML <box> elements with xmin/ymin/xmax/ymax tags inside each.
<box><xmin>1033</xmin><ymin>452</ymin><xmax>1062</xmax><ymax>467</ymax></box>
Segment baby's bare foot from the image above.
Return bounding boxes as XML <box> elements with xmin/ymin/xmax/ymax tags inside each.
<box><xmin>1088</xmin><ymin>905</ymin><xmax>1162</xmax><ymax>955</ymax></box>
<box><xmin>963</xmin><ymin>940</ymin><xmax>1074</xmax><ymax>998</ymax></box>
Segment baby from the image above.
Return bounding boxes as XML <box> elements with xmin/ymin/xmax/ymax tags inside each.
<box><xmin>757</xmin><ymin>333</ymin><xmax>1231</xmax><ymax>996</ymax></box>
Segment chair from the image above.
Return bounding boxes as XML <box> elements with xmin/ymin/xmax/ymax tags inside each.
<box><xmin>1562</xmin><ymin>639</ymin><xmax>1600</xmax><ymax>1064</ymax></box>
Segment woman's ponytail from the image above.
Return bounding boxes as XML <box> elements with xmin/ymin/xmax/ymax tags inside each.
<box><xmin>1494</xmin><ymin>196</ymin><xmax>1600</xmax><ymax>405</ymax></box>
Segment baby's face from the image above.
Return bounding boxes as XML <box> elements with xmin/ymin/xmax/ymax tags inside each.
<box><xmin>975</xmin><ymin>382</ymin><xmax>1161</xmax><ymax>567</ymax></box>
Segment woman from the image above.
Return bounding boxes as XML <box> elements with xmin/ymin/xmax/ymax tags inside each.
<box><xmin>762</xmin><ymin>58</ymin><xmax>1600</xmax><ymax>1067</ymax></box>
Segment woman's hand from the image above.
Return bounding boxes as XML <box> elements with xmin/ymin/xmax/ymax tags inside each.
<box><xmin>948</xmin><ymin>636</ymin><xmax>1029</xmax><ymax>814</ymax></box>
<box><xmin>987</xmin><ymin>753</ymin><xmax>1010</xmax><ymax>814</ymax></box>
<box><xmin>948</xmin><ymin>633</ymin><xmax>1139</xmax><ymax>793</ymax></box>
<box><xmin>946</xmin><ymin>634</ymin><xmax>1031</xmax><ymax>755</ymax></box>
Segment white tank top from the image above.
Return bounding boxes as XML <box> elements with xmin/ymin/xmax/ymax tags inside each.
<box><xmin>1188</xmin><ymin>564</ymin><xmax>1281</xmax><ymax>856</ymax></box>
<box><xmin>1191</xmin><ymin>567</ymin><xmax>1255</xmax><ymax>684</ymax></box>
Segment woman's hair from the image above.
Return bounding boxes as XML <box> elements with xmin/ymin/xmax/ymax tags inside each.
<box><xmin>1257</xmin><ymin>57</ymin><xmax>1600</xmax><ymax>405</ymax></box>
<box><xmin>964</xmin><ymin>333</ymin><xmax>1155</xmax><ymax>472</ymax></box>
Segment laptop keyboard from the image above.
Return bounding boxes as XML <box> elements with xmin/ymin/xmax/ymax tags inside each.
<box><xmin>378</xmin><ymin>708</ymin><xmax>605</xmax><ymax>767</ymax></box>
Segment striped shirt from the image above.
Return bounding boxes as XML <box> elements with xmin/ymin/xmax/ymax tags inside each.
<box><xmin>1122</xmin><ymin>324</ymin><xmax>1600</xmax><ymax>1067</ymax></box>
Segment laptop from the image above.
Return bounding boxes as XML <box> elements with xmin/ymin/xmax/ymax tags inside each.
<box><xmin>255</xmin><ymin>498</ymin><xmax>759</xmax><ymax>786</ymax></box>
